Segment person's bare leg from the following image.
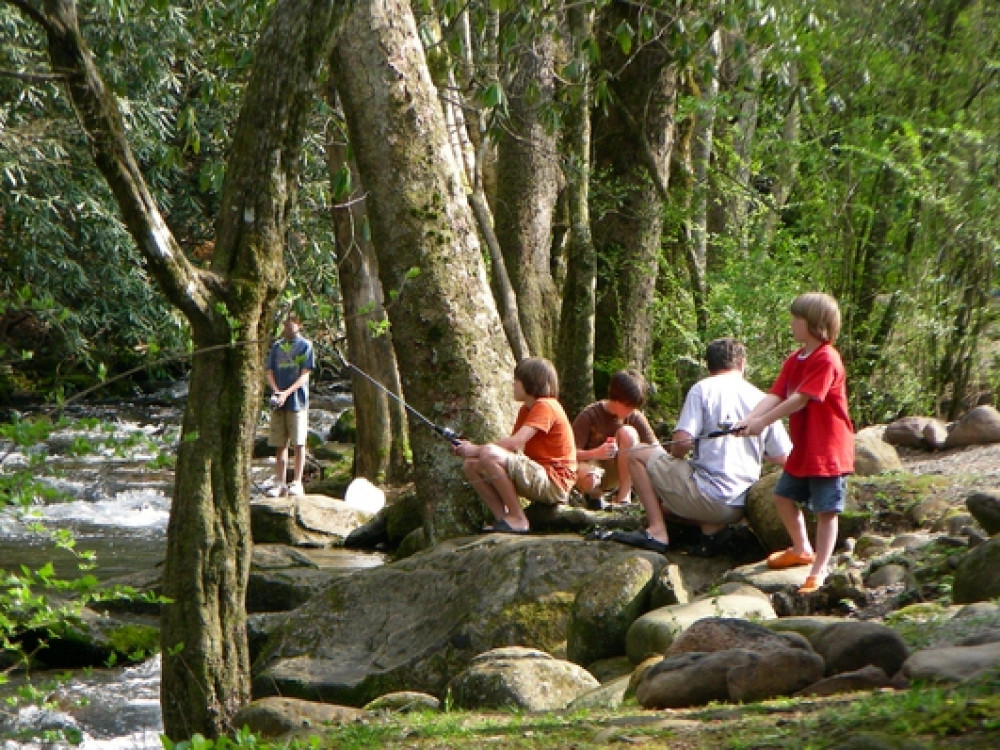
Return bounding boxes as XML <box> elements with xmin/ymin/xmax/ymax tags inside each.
<box><xmin>809</xmin><ymin>512</ymin><xmax>838</xmax><ymax>580</ymax></box>
<box><xmin>477</xmin><ymin>445</ymin><xmax>528</xmax><ymax>530</ymax></box>
<box><xmin>774</xmin><ymin>495</ymin><xmax>813</xmax><ymax>556</ymax></box>
<box><xmin>627</xmin><ymin>446</ymin><xmax>669</xmax><ymax>544</ymax></box>
<box><xmin>463</xmin><ymin>456</ymin><xmax>506</xmax><ymax>521</ymax></box>
<box><xmin>613</xmin><ymin>426</ymin><xmax>640</xmax><ymax>503</ymax></box>
<box><xmin>275</xmin><ymin>445</ymin><xmax>289</xmax><ymax>486</ymax></box>
<box><xmin>292</xmin><ymin>444</ymin><xmax>306</xmax><ymax>485</ymax></box>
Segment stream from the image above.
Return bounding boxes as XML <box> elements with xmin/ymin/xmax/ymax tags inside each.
<box><xmin>0</xmin><ymin>390</ymin><xmax>382</xmax><ymax>748</ymax></box>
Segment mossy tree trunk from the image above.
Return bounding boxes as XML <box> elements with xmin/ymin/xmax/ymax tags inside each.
<box><xmin>27</xmin><ymin>0</ymin><xmax>355</xmax><ymax>738</ymax></box>
<box><xmin>331</xmin><ymin>0</ymin><xmax>516</xmax><ymax>540</ymax></box>
<box><xmin>592</xmin><ymin>3</ymin><xmax>680</xmax><ymax>374</ymax></box>
<box><xmin>325</xmin><ymin>93</ymin><xmax>409</xmax><ymax>484</ymax></box>
<box><xmin>556</xmin><ymin>5</ymin><xmax>597</xmax><ymax>417</ymax></box>
<box><xmin>494</xmin><ymin>21</ymin><xmax>561</xmax><ymax>359</ymax></box>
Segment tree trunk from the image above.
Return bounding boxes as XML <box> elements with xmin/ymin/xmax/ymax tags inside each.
<box><xmin>419</xmin><ymin>16</ymin><xmax>530</xmax><ymax>362</ymax></box>
<box><xmin>494</xmin><ymin>21</ymin><xmax>561</xmax><ymax>358</ymax></box>
<box><xmin>756</xmin><ymin>67</ymin><xmax>801</xmax><ymax>250</ymax></box>
<box><xmin>331</xmin><ymin>0</ymin><xmax>516</xmax><ymax>540</ymax></box>
<box><xmin>592</xmin><ymin>4</ymin><xmax>680</xmax><ymax>373</ymax></box>
<box><xmin>707</xmin><ymin>32</ymin><xmax>763</xmax><ymax>265</ymax></box>
<box><xmin>676</xmin><ymin>29</ymin><xmax>722</xmax><ymax>341</ymax></box>
<box><xmin>26</xmin><ymin>0</ymin><xmax>355</xmax><ymax>738</ymax></box>
<box><xmin>555</xmin><ymin>5</ymin><xmax>597</xmax><ymax>417</ymax></box>
<box><xmin>324</xmin><ymin>98</ymin><xmax>409</xmax><ymax>484</ymax></box>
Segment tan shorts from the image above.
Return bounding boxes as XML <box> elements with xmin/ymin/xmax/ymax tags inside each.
<box><xmin>269</xmin><ymin>409</ymin><xmax>309</xmax><ymax>448</ymax></box>
<box><xmin>646</xmin><ymin>448</ymin><xmax>743</xmax><ymax>525</ymax></box>
<box><xmin>507</xmin><ymin>452</ymin><xmax>568</xmax><ymax>505</ymax></box>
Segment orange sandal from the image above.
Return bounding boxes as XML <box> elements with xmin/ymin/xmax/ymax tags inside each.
<box><xmin>797</xmin><ymin>575</ymin><xmax>824</xmax><ymax>594</ymax></box>
<box><xmin>766</xmin><ymin>548</ymin><xmax>816</xmax><ymax>569</ymax></box>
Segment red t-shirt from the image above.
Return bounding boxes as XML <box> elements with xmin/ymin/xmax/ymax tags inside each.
<box><xmin>513</xmin><ymin>397</ymin><xmax>577</xmax><ymax>491</ymax></box>
<box><xmin>771</xmin><ymin>343</ymin><xmax>854</xmax><ymax>477</ymax></box>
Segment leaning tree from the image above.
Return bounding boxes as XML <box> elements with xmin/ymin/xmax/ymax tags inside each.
<box><xmin>11</xmin><ymin>0</ymin><xmax>516</xmax><ymax>738</ymax></box>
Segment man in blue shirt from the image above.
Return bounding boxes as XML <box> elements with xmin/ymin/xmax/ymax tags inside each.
<box><xmin>266</xmin><ymin>312</ymin><xmax>315</xmax><ymax>496</ymax></box>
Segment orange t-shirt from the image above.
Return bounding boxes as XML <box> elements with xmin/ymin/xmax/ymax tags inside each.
<box><xmin>513</xmin><ymin>397</ymin><xmax>577</xmax><ymax>491</ymax></box>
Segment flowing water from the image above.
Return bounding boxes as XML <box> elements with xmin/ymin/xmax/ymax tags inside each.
<box><xmin>0</xmin><ymin>390</ymin><xmax>382</xmax><ymax>748</ymax></box>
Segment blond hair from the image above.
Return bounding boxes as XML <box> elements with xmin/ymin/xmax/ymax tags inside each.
<box><xmin>790</xmin><ymin>292</ymin><xmax>841</xmax><ymax>343</ymax></box>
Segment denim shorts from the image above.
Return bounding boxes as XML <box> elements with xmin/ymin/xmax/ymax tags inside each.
<box><xmin>774</xmin><ymin>472</ymin><xmax>847</xmax><ymax>514</ymax></box>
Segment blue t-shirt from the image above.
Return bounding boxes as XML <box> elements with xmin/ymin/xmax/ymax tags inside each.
<box><xmin>267</xmin><ymin>335</ymin><xmax>314</xmax><ymax>412</ymax></box>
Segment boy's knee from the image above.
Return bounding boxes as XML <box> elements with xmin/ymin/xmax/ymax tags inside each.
<box><xmin>616</xmin><ymin>425</ymin><xmax>640</xmax><ymax>446</ymax></box>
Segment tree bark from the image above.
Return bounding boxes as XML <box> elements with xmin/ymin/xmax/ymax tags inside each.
<box><xmin>23</xmin><ymin>0</ymin><xmax>355</xmax><ymax>738</ymax></box>
<box><xmin>676</xmin><ymin>29</ymin><xmax>722</xmax><ymax>340</ymax></box>
<box><xmin>324</xmin><ymin>98</ymin><xmax>409</xmax><ymax>484</ymax></box>
<box><xmin>555</xmin><ymin>5</ymin><xmax>597</xmax><ymax>417</ymax></box>
<box><xmin>592</xmin><ymin>4</ymin><xmax>680</xmax><ymax>373</ymax></box>
<box><xmin>331</xmin><ymin>0</ymin><xmax>516</xmax><ymax>540</ymax></box>
<box><xmin>494</xmin><ymin>20</ymin><xmax>561</xmax><ymax>358</ymax></box>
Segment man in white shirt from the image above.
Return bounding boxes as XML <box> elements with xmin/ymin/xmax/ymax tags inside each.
<box><xmin>609</xmin><ymin>338</ymin><xmax>792</xmax><ymax>556</ymax></box>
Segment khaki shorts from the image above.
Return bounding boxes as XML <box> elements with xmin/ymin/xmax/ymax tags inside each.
<box><xmin>646</xmin><ymin>448</ymin><xmax>743</xmax><ymax>525</ymax></box>
<box><xmin>269</xmin><ymin>409</ymin><xmax>309</xmax><ymax>448</ymax></box>
<box><xmin>507</xmin><ymin>452</ymin><xmax>568</xmax><ymax>505</ymax></box>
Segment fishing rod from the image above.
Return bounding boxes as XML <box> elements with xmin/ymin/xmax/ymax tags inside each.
<box><xmin>658</xmin><ymin>423</ymin><xmax>740</xmax><ymax>448</ymax></box>
<box><xmin>334</xmin><ymin>350</ymin><xmax>462</xmax><ymax>446</ymax></box>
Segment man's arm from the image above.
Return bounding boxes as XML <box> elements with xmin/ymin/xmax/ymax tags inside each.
<box><xmin>669</xmin><ymin>429</ymin><xmax>693</xmax><ymax>459</ymax></box>
<box><xmin>272</xmin><ymin>368</ymin><xmax>311</xmax><ymax>407</ymax></box>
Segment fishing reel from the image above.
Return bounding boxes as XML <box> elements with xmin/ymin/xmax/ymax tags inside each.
<box><xmin>435</xmin><ymin>425</ymin><xmax>462</xmax><ymax>445</ymax></box>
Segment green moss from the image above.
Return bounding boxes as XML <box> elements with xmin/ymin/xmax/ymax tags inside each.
<box><xmin>488</xmin><ymin>593</ymin><xmax>575</xmax><ymax>654</ymax></box>
<box><xmin>106</xmin><ymin>624</ymin><xmax>160</xmax><ymax>660</ymax></box>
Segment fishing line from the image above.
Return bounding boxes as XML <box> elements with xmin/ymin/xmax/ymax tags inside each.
<box><xmin>334</xmin><ymin>350</ymin><xmax>461</xmax><ymax>445</ymax></box>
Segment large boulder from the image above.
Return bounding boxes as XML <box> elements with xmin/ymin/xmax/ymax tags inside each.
<box><xmin>883</xmin><ymin>416</ymin><xmax>949</xmax><ymax>450</ymax></box>
<box><xmin>854</xmin><ymin>428</ymin><xmax>902</xmax><ymax>476</ymax></box>
<box><xmin>952</xmin><ymin>536</ymin><xmax>1000</xmax><ymax>604</ymax></box>
<box><xmin>626</xmin><ymin>593</ymin><xmax>776</xmax><ymax>663</ymax></box>
<box><xmin>634</xmin><ymin>647</ymin><xmax>824</xmax><ymax>708</ymax></box>
<box><xmin>944</xmin><ymin>405</ymin><xmax>1000</xmax><ymax>448</ymax></box>
<box><xmin>667</xmin><ymin>617</ymin><xmax>812</xmax><ymax>656</ymax></box>
<box><xmin>447</xmin><ymin>647</ymin><xmax>599</xmax><ymax>711</ymax></box>
<box><xmin>566</xmin><ymin>555</ymin><xmax>659</xmax><ymax>667</ymax></box>
<box><xmin>967</xmin><ymin>490</ymin><xmax>1000</xmax><ymax>536</ymax></box>
<box><xmin>252</xmin><ymin>535</ymin><xmax>678</xmax><ymax>706</ymax></box>
<box><xmin>251</xmin><ymin>495</ymin><xmax>373</xmax><ymax>547</ymax></box>
<box><xmin>743</xmin><ymin>471</ymin><xmax>790</xmax><ymax>552</ymax></box>
<box><xmin>231</xmin><ymin>697</ymin><xmax>364</xmax><ymax>739</ymax></box>
<box><xmin>902</xmin><ymin>641</ymin><xmax>1000</xmax><ymax>683</ymax></box>
<box><xmin>808</xmin><ymin>622</ymin><xmax>909</xmax><ymax>677</ymax></box>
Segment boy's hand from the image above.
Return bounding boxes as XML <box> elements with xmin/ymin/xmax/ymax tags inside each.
<box><xmin>452</xmin><ymin>439</ymin><xmax>474</xmax><ymax>458</ymax></box>
<box><xmin>733</xmin><ymin>418</ymin><xmax>762</xmax><ymax>437</ymax></box>
<box><xmin>599</xmin><ymin>437</ymin><xmax>618</xmax><ymax>460</ymax></box>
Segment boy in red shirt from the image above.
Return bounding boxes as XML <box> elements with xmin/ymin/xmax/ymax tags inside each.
<box><xmin>736</xmin><ymin>293</ymin><xmax>854</xmax><ymax>593</ymax></box>
<box><xmin>453</xmin><ymin>357</ymin><xmax>577</xmax><ymax>533</ymax></box>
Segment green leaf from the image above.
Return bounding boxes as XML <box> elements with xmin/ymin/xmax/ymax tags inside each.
<box><xmin>615</xmin><ymin>20</ymin><xmax>634</xmax><ymax>55</ymax></box>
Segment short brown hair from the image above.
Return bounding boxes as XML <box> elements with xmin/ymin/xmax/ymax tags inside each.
<box><xmin>608</xmin><ymin>369</ymin><xmax>648</xmax><ymax>408</ymax></box>
<box><xmin>790</xmin><ymin>292</ymin><xmax>841</xmax><ymax>343</ymax></box>
<box><xmin>514</xmin><ymin>357</ymin><xmax>559</xmax><ymax>398</ymax></box>
<box><xmin>705</xmin><ymin>338</ymin><xmax>746</xmax><ymax>373</ymax></box>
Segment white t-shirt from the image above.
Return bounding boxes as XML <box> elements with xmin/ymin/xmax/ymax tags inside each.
<box><xmin>675</xmin><ymin>371</ymin><xmax>792</xmax><ymax>505</ymax></box>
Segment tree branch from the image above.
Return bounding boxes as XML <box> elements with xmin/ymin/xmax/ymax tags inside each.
<box><xmin>33</xmin><ymin>0</ymin><xmax>218</xmax><ymax>334</ymax></box>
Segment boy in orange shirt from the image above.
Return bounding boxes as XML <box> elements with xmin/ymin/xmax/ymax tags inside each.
<box><xmin>453</xmin><ymin>357</ymin><xmax>577</xmax><ymax>533</ymax></box>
